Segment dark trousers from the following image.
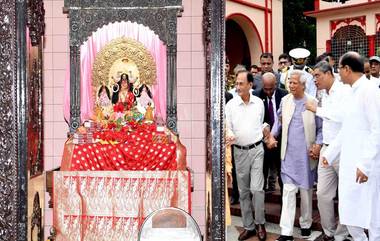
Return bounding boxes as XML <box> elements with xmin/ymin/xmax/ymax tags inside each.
<box><xmin>263</xmin><ymin>146</ymin><xmax>283</xmax><ymax>193</ymax></box>
<box><xmin>231</xmin><ymin>147</ymin><xmax>240</xmax><ymax>201</ymax></box>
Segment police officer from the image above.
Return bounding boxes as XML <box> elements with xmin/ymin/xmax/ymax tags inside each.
<box><xmin>280</xmin><ymin>48</ymin><xmax>317</xmax><ymax>97</ymax></box>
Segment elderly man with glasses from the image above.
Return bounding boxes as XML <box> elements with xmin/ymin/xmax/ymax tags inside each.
<box><xmin>280</xmin><ymin>48</ymin><xmax>317</xmax><ymax>97</ymax></box>
<box><xmin>272</xmin><ymin>70</ymin><xmax>323</xmax><ymax>241</ymax></box>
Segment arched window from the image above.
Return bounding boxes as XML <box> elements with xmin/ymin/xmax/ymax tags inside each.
<box><xmin>331</xmin><ymin>25</ymin><xmax>368</xmax><ymax>60</ymax></box>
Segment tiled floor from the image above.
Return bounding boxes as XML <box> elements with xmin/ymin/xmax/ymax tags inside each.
<box><xmin>227</xmin><ymin>216</ymin><xmax>323</xmax><ymax>241</ymax></box>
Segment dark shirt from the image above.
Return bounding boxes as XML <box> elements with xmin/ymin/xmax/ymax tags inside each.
<box><xmin>252</xmin><ymin>87</ymin><xmax>288</xmax><ymax>129</ymax></box>
<box><xmin>225</xmin><ymin>91</ymin><xmax>233</xmax><ymax>104</ymax></box>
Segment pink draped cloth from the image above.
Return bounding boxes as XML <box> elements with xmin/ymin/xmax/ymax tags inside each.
<box><xmin>64</xmin><ymin>21</ymin><xmax>167</xmax><ymax>123</ymax></box>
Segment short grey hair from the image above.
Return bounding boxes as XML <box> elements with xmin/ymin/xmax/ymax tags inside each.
<box><xmin>314</xmin><ymin>60</ymin><xmax>333</xmax><ymax>74</ymax></box>
<box><xmin>289</xmin><ymin>69</ymin><xmax>307</xmax><ymax>85</ymax></box>
<box><xmin>233</xmin><ymin>64</ymin><xmax>247</xmax><ymax>75</ymax></box>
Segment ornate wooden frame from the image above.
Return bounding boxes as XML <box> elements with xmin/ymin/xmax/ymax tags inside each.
<box><xmin>27</xmin><ymin>58</ymin><xmax>44</xmax><ymax>177</ymax></box>
<box><xmin>63</xmin><ymin>0</ymin><xmax>183</xmax><ymax>133</ymax></box>
<box><xmin>0</xmin><ymin>0</ymin><xmax>28</xmax><ymax>240</ymax></box>
<box><xmin>0</xmin><ymin>0</ymin><xmax>45</xmax><ymax>238</ymax></box>
<box><xmin>26</xmin><ymin>0</ymin><xmax>45</xmax><ymax>177</ymax></box>
<box><xmin>204</xmin><ymin>0</ymin><xmax>226</xmax><ymax>240</ymax></box>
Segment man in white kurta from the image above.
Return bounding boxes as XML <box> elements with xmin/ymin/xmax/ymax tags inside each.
<box><xmin>307</xmin><ymin>61</ymin><xmax>350</xmax><ymax>241</ymax></box>
<box><xmin>323</xmin><ymin>52</ymin><xmax>380</xmax><ymax>241</ymax></box>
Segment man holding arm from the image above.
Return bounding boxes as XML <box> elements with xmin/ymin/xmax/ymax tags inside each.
<box><xmin>272</xmin><ymin>70</ymin><xmax>323</xmax><ymax>241</ymax></box>
<box><xmin>253</xmin><ymin>72</ymin><xmax>288</xmax><ymax>193</ymax></box>
<box><xmin>306</xmin><ymin>61</ymin><xmax>350</xmax><ymax>241</ymax></box>
<box><xmin>322</xmin><ymin>52</ymin><xmax>380</xmax><ymax>241</ymax></box>
<box><xmin>225</xmin><ymin>70</ymin><xmax>276</xmax><ymax>241</ymax></box>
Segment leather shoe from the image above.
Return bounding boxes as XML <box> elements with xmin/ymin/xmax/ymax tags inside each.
<box><xmin>321</xmin><ymin>234</ymin><xmax>334</xmax><ymax>241</ymax></box>
<box><xmin>301</xmin><ymin>228</ymin><xmax>311</xmax><ymax>237</ymax></box>
<box><xmin>238</xmin><ymin>229</ymin><xmax>256</xmax><ymax>241</ymax></box>
<box><xmin>256</xmin><ymin>224</ymin><xmax>267</xmax><ymax>241</ymax></box>
<box><xmin>276</xmin><ymin>235</ymin><xmax>294</xmax><ymax>241</ymax></box>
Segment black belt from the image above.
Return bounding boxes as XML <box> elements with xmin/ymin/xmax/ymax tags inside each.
<box><xmin>234</xmin><ymin>141</ymin><xmax>262</xmax><ymax>150</ymax></box>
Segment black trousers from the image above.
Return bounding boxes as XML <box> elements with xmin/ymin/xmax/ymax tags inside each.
<box><xmin>263</xmin><ymin>145</ymin><xmax>283</xmax><ymax>193</ymax></box>
<box><xmin>231</xmin><ymin>147</ymin><xmax>240</xmax><ymax>201</ymax></box>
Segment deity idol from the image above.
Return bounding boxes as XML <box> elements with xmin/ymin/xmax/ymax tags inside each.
<box><xmin>144</xmin><ymin>102</ymin><xmax>154</xmax><ymax>123</ymax></box>
<box><xmin>137</xmin><ymin>84</ymin><xmax>153</xmax><ymax>109</ymax></box>
<box><xmin>97</xmin><ymin>84</ymin><xmax>111</xmax><ymax>108</ymax></box>
<box><xmin>112</xmin><ymin>73</ymin><xmax>135</xmax><ymax>111</ymax></box>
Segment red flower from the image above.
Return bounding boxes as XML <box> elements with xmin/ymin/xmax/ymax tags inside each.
<box><xmin>107</xmin><ymin>123</ymin><xmax>116</xmax><ymax>129</ymax></box>
<box><xmin>113</xmin><ymin>103</ymin><xmax>124</xmax><ymax>113</ymax></box>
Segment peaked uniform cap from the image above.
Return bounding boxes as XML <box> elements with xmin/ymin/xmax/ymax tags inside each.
<box><xmin>289</xmin><ymin>48</ymin><xmax>310</xmax><ymax>59</ymax></box>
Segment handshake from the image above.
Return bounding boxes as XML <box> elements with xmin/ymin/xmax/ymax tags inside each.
<box><xmin>264</xmin><ymin>134</ymin><xmax>278</xmax><ymax>149</ymax></box>
<box><xmin>308</xmin><ymin>143</ymin><xmax>321</xmax><ymax>160</ymax></box>
<box><xmin>263</xmin><ymin>126</ymin><xmax>278</xmax><ymax>149</ymax></box>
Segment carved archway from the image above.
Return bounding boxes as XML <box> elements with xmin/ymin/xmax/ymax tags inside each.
<box><xmin>226</xmin><ymin>19</ymin><xmax>251</xmax><ymax>69</ymax></box>
<box><xmin>226</xmin><ymin>13</ymin><xmax>264</xmax><ymax>66</ymax></box>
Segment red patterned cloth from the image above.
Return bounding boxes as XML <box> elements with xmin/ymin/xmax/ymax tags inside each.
<box><xmin>69</xmin><ymin>127</ymin><xmax>177</xmax><ymax>171</ymax></box>
<box><xmin>53</xmin><ymin>171</ymin><xmax>191</xmax><ymax>241</ymax></box>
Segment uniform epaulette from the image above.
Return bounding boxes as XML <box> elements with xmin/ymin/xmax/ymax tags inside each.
<box><xmin>305</xmin><ymin>66</ymin><xmax>313</xmax><ymax>74</ymax></box>
<box><xmin>282</xmin><ymin>66</ymin><xmax>290</xmax><ymax>73</ymax></box>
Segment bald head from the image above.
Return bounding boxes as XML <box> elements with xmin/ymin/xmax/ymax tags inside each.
<box><xmin>339</xmin><ymin>51</ymin><xmax>364</xmax><ymax>85</ymax></box>
<box><xmin>262</xmin><ymin>72</ymin><xmax>276</xmax><ymax>84</ymax></box>
<box><xmin>262</xmin><ymin>72</ymin><xmax>277</xmax><ymax>97</ymax></box>
<box><xmin>346</xmin><ymin>51</ymin><xmax>361</xmax><ymax>58</ymax></box>
<box><xmin>340</xmin><ymin>51</ymin><xmax>364</xmax><ymax>73</ymax></box>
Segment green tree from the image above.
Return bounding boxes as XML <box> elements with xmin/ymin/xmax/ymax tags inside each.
<box><xmin>283</xmin><ymin>0</ymin><xmax>316</xmax><ymax>64</ymax></box>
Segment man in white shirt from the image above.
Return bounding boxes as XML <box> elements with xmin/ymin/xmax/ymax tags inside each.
<box><xmin>226</xmin><ymin>70</ymin><xmax>276</xmax><ymax>241</ymax></box>
<box><xmin>228</xmin><ymin>64</ymin><xmax>248</xmax><ymax>97</ymax></box>
<box><xmin>322</xmin><ymin>52</ymin><xmax>380</xmax><ymax>241</ymax></box>
<box><xmin>306</xmin><ymin>61</ymin><xmax>350</xmax><ymax>241</ymax></box>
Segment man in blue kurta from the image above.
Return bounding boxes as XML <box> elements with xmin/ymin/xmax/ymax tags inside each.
<box><xmin>272</xmin><ymin>69</ymin><xmax>323</xmax><ymax>241</ymax></box>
